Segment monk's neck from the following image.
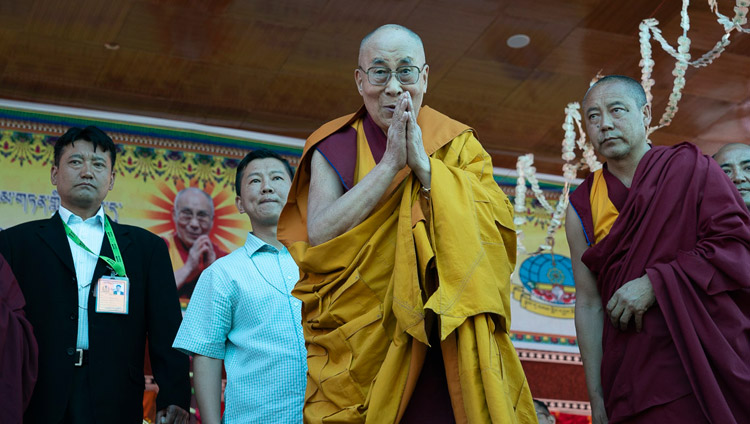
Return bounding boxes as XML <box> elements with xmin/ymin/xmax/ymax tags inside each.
<box><xmin>606</xmin><ymin>142</ymin><xmax>651</xmax><ymax>188</ymax></box>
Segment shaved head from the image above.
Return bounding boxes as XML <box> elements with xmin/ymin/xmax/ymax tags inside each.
<box><xmin>174</xmin><ymin>187</ymin><xmax>214</xmax><ymax>215</ymax></box>
<box><xmin>581</xmin><ymin>74</ymin><xmax>651</xmax><ymax>162</ymax></box>
<box><xmin>355</xmin><ymin>24</ymin><xmax>429</xmax><ymax>132</ymax></box>
<box><xmin>713</xmin><ymin>142</ymin><xmax>750</xmax><ymax>210</ymax></box>
<box><xmin>173</xmin><ymin>187</ymin><xmax>215</xmax><ymax>246</ymax></box>
<box><xmin>583</xmin><ymin>75</ymin><xmax>648</xmax><ymax>109</ymax></box>
<box><xmin>358</xmin><ymin>24</ymin><xmax>424</xmax><ymax>66</ymax></box>
<box><xmin>714</xmin><ymin>142</ymin><xmax>750</xmax><ymax>159</ymax></box>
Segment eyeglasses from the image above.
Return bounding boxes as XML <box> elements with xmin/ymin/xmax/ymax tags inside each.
<box><xmin>358</xmin><ymin>64</ymin><xmax>426</xmax><ymax>86</ymax></box>
<box><xmin>176</xmin><ymin>209</ymin><xmax>212</xmax><ymax>224</ymax></box>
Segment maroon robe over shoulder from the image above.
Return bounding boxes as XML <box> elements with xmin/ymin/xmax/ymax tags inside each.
<box><xmin>316</xmin><ymin>111</ymin><xmax>387</xmax><ymax>191</ymax></box>
<box><xmin>569</xmin><ymin>143</ymin><xmax>750</xmax><ymax>423</ymax></box>
<box><xmin>0</xmin><ymin>252</ymin><xmax>38</xmax><ymax>423</ymax></box>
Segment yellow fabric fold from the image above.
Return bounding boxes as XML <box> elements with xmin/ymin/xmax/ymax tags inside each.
<box><xmin>590</xmin><ymin>169</ymin><xmax>620</xmax><ymax>243</ymax></box>
<box><xmin>354</xmin><ymin>118</ymin><xmax>377</xmax><ymax>185</ymax></box>
<box><xmin>162</xmin><ymin>233</ymin><xmax>185</xmax><ymax>270</ymax></box>
<box><xmin>423</xmin><ymin>133</ymin><xmax>517</xmax><ymax>339</ymax></box>
<box><xmin>280</xmin><ymin>106</ymin><xmax>535</xmax><ymax>423</ymax></box>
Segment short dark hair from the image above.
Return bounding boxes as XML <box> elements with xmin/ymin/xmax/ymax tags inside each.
<box><xmin>54</xmin><ymin>126</ymin><xmax>117</xmax><ymax>167</ymax></box>
<box><xmin>584</xmin><ymin>75</ymin><xmax>648</xmax><ymax>109</ymax></box>
<box><xmin>533</xmin><ymin>399</ymin><xmax>551</xmax><ymax>416</ymax></box>
<box><xmin>235</xmin><ymin>148</ymin><xmax>294</xmax><ymax>196</ymax></box>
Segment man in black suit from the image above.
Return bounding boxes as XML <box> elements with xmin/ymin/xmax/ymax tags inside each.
<box><xmin>0</xmin><ymin>126</ymin><xmax>190</xmax><ymax>424</ymax></box>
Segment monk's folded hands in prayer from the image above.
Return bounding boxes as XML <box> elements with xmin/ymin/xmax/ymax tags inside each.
<box><xmin>383</xmin><ymin>90</ymin><xmax>409</xmax><ymax>179</ymax></box>
<box><xmin>402</xmin><ymin>92</ymin><xmax>431</xmax><ymax>189</ymax></box>
<box><xmin>283</xmin><ymin>25</ymin><xmax>539</xmax><ymax>423</ymax></box>
<box><xmin>307</xmin><ymin>91</ymin><xmax>431</xmax><ymax>246</ymax></box>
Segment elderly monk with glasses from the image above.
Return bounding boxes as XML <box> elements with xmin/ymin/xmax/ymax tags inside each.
<box><xmin>161</xmin><ymin>187</ymin><xmax>227</xmax><ymax>300</ymax></box>
<box><xmin>279</xmin><ymin>24</ymin><xmax>535</xmax><ymax>424</ymax></box>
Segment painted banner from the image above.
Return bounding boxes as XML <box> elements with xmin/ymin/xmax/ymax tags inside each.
<box><xmin>505</xmin><ymin>181</ymin><xmax>579</xmax><ymax>354</ymax></box>
<box><xmin>1</xmin><ymin>102</ymin><xmax>581</xmax><ymax>353</ymax></box>
<box><xmin>0</xmin><ymin>101</ymin><xmax>587</xmax><ymax>416</ymax></box>
<box><xmin>0</xmin><ymin>103</ymin><xmax>302</xmax><ymax>279</ymax></box>
<box><xmin>0</xmin><ymin>102</ymin><xmax>305</xmax><ymax>423</ymax></box>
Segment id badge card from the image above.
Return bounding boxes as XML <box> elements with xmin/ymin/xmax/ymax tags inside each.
<box><xmin>95</xmin><ymin>276</ymin><xmax>129</xmax><ymax>314</ymax></box>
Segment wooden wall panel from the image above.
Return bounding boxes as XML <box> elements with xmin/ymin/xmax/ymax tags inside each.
<box><xmin>0</xmin><ymin>0</ymin><xmax>747</xmax><ymax>174</ymax></box>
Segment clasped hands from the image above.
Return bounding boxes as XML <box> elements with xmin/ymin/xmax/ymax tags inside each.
<box><xmin>606</xmin><ymin>274</ymin><xmax>656</xmax><ymax>332</ymax></box>
<box><xmin>187</xmin><ymin>235</ymin><xmax>216</xmax><ymax>270</ymax></box>
<box><xmin>384</xmin><ymin>92</ymin><xmax>431</xmax><ymax>188</ymax></box>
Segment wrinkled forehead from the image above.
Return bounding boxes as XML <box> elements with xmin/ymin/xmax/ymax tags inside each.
<box><xmin>175</xmin><ymin>191</ymin><xmax>212</xmax><ymax>211</ymax></box>
<box><xmin>359</xmin><ymin>31</ymin><xmax>425</xmax><ymax>67</ymax></box>
<box><xmin>583</xmin><ymin>81</ymin><xmax>636</xmax><ymax>108</ymax></box>
<box><xmin>715</xmin><ymin>146</ymin><xmax>750</xmax><ymax>165</ymax></box>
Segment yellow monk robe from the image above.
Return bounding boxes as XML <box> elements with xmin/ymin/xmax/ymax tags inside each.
<box><xmin>589</xmin><ymin>169</ymin><xmax>620</xmax><ymax>243</ymax></box>
<box><xmin>278</xmin><ymin>106</ymin><xmax>536</xmax><ymax>423</ymax></box>
<box><xmin>163</xmin><ymin>232</ymin><xmax>188</xmax><ymax>272</ymax></box>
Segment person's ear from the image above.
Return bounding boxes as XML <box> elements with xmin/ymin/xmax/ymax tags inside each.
<box><xmin>51</xmin><ymin>165</ymin><xmax>58</xmax><ymax>186</ymax></box>
<box><xmin>235</xmin><ymin>196</ymin><xmax>245</xmax><ymax>214</ymax></box>
<box><xmin>642</xmin><ymin>103</ymin><xmax>652</xmax><ymax>129</ymax></box>
<box><xmin>355</xmin><ymin>68</ymin><xmax>365</xmax><ymax>95</ymax></box>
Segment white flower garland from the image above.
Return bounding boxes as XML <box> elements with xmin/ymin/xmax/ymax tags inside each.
<box><xmin>514</xmin><ymin>154</ymin><xmax>531</xmax><ymax>255</ymax></box>
<box><xmin>641</xmin><ymin>0</ymin><xmax>749</xmax><ymax>134</ymax></box>
<box><xmin>515</xmin><ymin>103</ymin><xmax>600</xmax><ymax>254</ymax></box>
<box><xmin>514</xmin><ymin>0</ymin><xmax>748</xmax><ymax>254</ymax></box>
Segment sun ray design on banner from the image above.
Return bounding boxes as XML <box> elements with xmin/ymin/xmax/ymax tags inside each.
<box><xmin>144</xmin><ymin>180</ymin><xmax>247</xmax><ymax>252</ymax></box>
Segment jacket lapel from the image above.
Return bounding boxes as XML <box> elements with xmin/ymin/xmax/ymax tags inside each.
<box><xmin>38</xmin><ymin>213</ymin><xmax>76</xmax><ymax>278</ymax></box>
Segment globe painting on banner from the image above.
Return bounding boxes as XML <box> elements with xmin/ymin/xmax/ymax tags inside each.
<box><xmin>500</xmin><ymin>177</ymin><xmax>581</xmax><ymax>355</ymax></box>
<box><xmin>515</xmin><ymin>253</ymin><xmax>575</xmax><ymax>318</ymax></box>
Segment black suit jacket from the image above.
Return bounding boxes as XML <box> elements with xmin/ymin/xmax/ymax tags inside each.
<box><xmin>0</xmin><ymin>213</ymin><xmax>190</xmax><ymax>424</ymax></box>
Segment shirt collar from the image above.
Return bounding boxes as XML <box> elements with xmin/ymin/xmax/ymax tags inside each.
<box><xmin>59</xmin><ymin>205</ymin><xmax>105</xmax><ymax>227</ymax></box>
<box><xmin>243</xmin><ymin>232</ymin><xmax>284</xmax><ymax>256</ymax></box>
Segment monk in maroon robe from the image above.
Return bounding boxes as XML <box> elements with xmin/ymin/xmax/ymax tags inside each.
<box><xmin>565</xmin><ymin>75</ymin><xmax>750</xmax><ymax>424</ymax></box>
<box><xmin>0</xmin><ymin>252</ymin><xmax>38</xmax><ymax>423</ymax></box>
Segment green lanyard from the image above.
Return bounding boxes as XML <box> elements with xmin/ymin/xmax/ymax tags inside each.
<box><xmin>63</xmin><ymin>217</ymin><xmax>127</xmax><ymax>277</ymax></box>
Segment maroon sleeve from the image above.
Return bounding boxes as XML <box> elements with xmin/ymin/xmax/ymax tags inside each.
<box><xmin>579</xmin><ymin>144</ymin><xmax>750</xmax><ymax>422</ymax></box>
<box><xmin>568</xmin><ymin>172</ymin><xmax>596</xmax><ymax>246</ymax></box>
<box><xmin>645</xmin><ymin>152</ymin><xmax>750</xmax><ymax>423</ymax></box>
<box><xmin>646</xmin><ymin>152</ymin><xmax>750</xmax><ymax>293</ymax></box>
<box><xmin>316</xmin><ymin>126</ymin><xmax>357</xmax><ymax>191</ymax></box>
<box><xmin>0</xmin><ymin>252</ymin><xmax>38</xmax><ymax>422</ymax></box>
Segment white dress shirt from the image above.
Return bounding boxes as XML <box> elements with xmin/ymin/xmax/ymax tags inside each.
<box><xmin>58</xmin><ymin>205</ymin><xmax>106</xmax><ymax>349</ymax></box>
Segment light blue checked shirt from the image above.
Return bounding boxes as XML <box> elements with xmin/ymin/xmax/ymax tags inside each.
<box><xmin>173</xmin><ymin>232</ymin><xmax>306</xmax><ymax>424</ymax></box>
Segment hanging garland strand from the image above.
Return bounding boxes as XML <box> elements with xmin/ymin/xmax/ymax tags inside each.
<box><xmin>641</xmin><ymin>0</ymin><xmax>749</xmax><ymax>134</ymax></box>
<box><xmin>514</xmin><ymin>0</ymin><xmax>748</xmax><ymax>254</ymax></box>
<box><xmin>514</xmin><ymin>102</ymin><xmax>599</xmax><ymax>254</ymax></box>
